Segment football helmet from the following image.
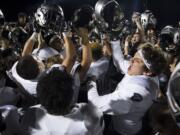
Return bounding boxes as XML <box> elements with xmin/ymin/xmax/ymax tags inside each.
<box><xmin>94</xmin><ymin>0</ymin><xmax>124</xmax><ymax>33</ymax></box>
<box><xmin>141</xmin><ymin>10</ymin><xmax>157</xmax><ymax>30</ymax></box>
<box><xmin>159</xmin><ymin>26</ymin><xmax>180</xmax><ymax>54</ymax></box>
<box><xmin>34</xmin><ymin>3</ymin><xmax>64</xmax><ymax>33</ymax></box>
<box><xmin>72</xmin><ymin>5</ymin><xmax>94</xmax><ymax>29</ymax></box>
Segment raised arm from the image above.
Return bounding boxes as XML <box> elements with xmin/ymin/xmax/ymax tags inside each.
<box><xmin>76</xmin><ymin>28</ymin><xmax>92</xmax><ymax>81</ymax></box>
<box><xmin>124</xmin><ymin>35</ymin><xmax>132</xmax><ymax>57</ymax></box>
<box><xmin>22</xmin><ymin>31</ymin><xmax>46</xmax><ymax>57</ymax></box>
<box><xmin>22</xmin><ymin>32</ymin><xmax>38</xmax><ymax>57</ymax></box>
<box><xmin>134</xmin><ymin>16</ymin><xmax>146</xmax><ymax>43</ymax></box>
<box><xmin>62</xmin><ymin>32</ymin><xmax>76</xmax><ymax>74</ymax></box>
<box><xmin>111</xmin><ymin>40</ymin><xmax>130</xmax><ymax>74</ymax></box>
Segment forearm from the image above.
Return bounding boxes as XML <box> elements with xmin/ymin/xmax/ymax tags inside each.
<box><xmin>136</xmin><ymin>22</ymin><xmax>146</xmax><ymax>43</ymax></box>
<box><xmin>87</xmin><ymin>81</ymin><xmax>131</xmax><ymax>115</ymax></box>
<box><xmin>103</xmin><ymin>39</ymin><xmax>112</xmax><ymax>56</ymax></box>
<box><xmin>22</xmin><ymin>32</ymin><xmax>37</xmax><ymax>57</ymax></box>
<box><xmin>88</xmin><ymin>81</ymin><xmax>111</xmax><ymax>113</ymax></box>
<box><xmin>88</xmin><ymin>81</ymin><xmax>100</xmax><ymax>103</ymax></box>
<box><xmin>79</xmin><ymin>44</ymin><xmax>92</xmax><ymax>80</ymax></box>
<box><xmin>124</xmin><ymin>42</ymin><xmax>129</xmax><ymax>56</ymax></box>
<box><xmin>111</xmin><ymin>40</ymin><xmax>129</xmax><ymax>73</ymax></box>
<box><xmin>62</xmin><ymin>33</ymin><xmax>76</xmax><ymax>73</ymax></box>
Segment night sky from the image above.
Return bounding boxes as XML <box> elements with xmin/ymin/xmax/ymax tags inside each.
<box><xmin>0</xmin><ymin>0</ymin><xmax>180</xmax><ymax>30</ymax></box>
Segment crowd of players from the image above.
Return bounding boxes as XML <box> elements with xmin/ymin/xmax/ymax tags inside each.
<box><xmin>0</xmin><ymin>0</ymin><xmax>180</xmax><ymax>135</ymax></box>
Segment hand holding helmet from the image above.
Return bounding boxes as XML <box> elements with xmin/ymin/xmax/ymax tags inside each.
<box><xmin>34</xmin><ymin>3</ymin><xmax>65</xmax><ymax>42</ymax></box>
<box><xmin>140</xmin><ymin>10</ymin><xmax>157</xmax><ymax>31</ymax></box>
<box><xmin>72</xmin><ymin>5</ymin><xmax>94</xmax><ymax>31</ymax></box>
<box><xmin>75</xmin><ymin>27</ymin><xmax>89</xmax><ymax>45</ymax></box>
<box><xmin>94</xmin><ymin>0</ymin><xmax>125</xmax><ymax>34</ymax></box>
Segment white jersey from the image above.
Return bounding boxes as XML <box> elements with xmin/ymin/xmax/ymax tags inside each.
<box><xmin>21</xmin><ymin>103</ymin><xmax>104</xmax><ymax>135</ymax></box>
<box><xmin>9</xmin><ymin>63</ymin><xmax>80</xmax><ymax>101</ymax></box>
<box><xmin>32</xmin><ymin>47</ymin><xmax>59</xmax><ymax>61</ymax></box>
<box><xmin>8</xmin><ymin>61</ymin><xmax>38</xmax><ymax>95</ymax></box>
<box><xmin>86</xmin><ymin>57</ymin><xmax>109</xmax><ymax>80</ymax></box>
<box><xmin>88</xmin><ymin>40</ymin><xmax>159</xmax><ymax>135</ymax></box>
<box><xmin>112</xmin><ymin>75</ymin><xmax>158</xmax><ymax>135</ymax></box>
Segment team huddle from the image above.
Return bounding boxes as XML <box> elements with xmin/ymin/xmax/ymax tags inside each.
<box><xmin>0</xmin><ymin>0</ymin><xmax>180</xmax><ymax>135</ymax></box>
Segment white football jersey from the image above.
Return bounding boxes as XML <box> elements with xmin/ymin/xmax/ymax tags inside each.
<box><xmin>21</xmin><ymin>103</ymin><xmax>104</xmax><ymax>135</ymax></box>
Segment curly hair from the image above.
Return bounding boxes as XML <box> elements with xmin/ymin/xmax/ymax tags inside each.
<box><xmin>37</xmin><ymin>69</ymin><xmax>73</xmax><ymax>115</ymax></box>
<box><xmin>141</xmin><ymin>43</ymin><xmax>167</xmax><ymax>75</ymax></box>
<box><xmin>16</xmin><ymin>55</ymin><xmax>40</xmax><ymax>80</ymax></box>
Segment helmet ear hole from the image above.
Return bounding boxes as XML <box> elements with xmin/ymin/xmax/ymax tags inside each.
<box><xmin>174</xmin><ymin>30</ymin><xmax>180</xmax><ymax>45</ymax></box>
<box><xmin>143</xmin><ymin>19</ymin><xmax>147</xmax><ymax>23</ymax></box>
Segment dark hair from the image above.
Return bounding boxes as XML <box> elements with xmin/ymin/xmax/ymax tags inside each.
<box><xmin>16</xmin><ymin>55</ymin><xmax>39</xmax><ymax>80</ymax></box>
<box><xmin>0</xmin><ymin>48</ymin><xmax>19</xmax><ymax>78</ymax></box>
<box><xmin>37</xmin><ymin>69</ymin><xmax>73</xmax><ymax>115</ymax></box>
<box><xmin>91</xmin><ymin>42</ymin><xmax>103</xmax><ymax>61</ymax></box>
<box><xmin>18</xmin><ymin>12</ymin><xmax>27</xmax><ymax>18</ymax></box>
<box><xmin>141</xmin><ymin>43</ymin><xmax>167</xmax><ymax>75</ymax></box>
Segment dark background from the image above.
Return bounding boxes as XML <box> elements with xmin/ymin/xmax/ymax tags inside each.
<box><xmin>0</xmin><ymin>0</ymin><xmax>180</xmax><ymax>30</ymax></box>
